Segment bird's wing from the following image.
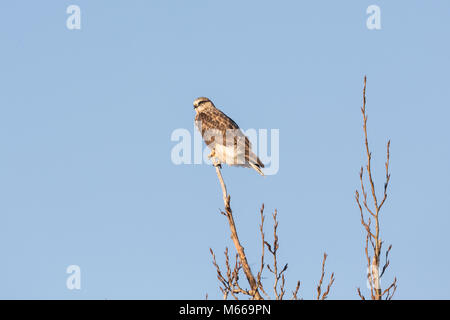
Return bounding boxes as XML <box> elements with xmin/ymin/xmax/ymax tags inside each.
<box><xmin>196</xmin><ymin>108</ymin><xmax>264</xmax><ymax>168</ymax></box>
<box><xmin>196</xmin><ymin>108</ymin><xmax>245</xmax><ymax>146</ymax></box>
<box><xmin>196</xmin><ymin>107</ymin><xmax>239</xmax><ymax>130</ymax></box>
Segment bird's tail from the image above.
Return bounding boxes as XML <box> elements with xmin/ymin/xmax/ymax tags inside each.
<box><xmin>249</xmin><ymin>162</ymin><xmax>265</xmax><ymax>176</ymax></box>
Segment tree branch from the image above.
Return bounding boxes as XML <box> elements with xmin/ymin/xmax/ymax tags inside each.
<box><xmin>213</xmin><ymin>160</ymin><xmax>262</xmax><ymax>300</ymax></box>
<box><xmin>356</xmin><ymin>76</ymin><xmax>396</xmax><ymax>300</ymax></box>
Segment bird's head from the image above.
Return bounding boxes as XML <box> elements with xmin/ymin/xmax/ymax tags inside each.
<box><xmin>193</xmin><ymin>97</ymin><xmax>214</xmax><ymax>113</ymax></box>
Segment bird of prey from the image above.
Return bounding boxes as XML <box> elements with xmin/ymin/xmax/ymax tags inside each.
<box><xmin>193</xmin><ymin>97</ymin><xmax>265</xmax><ymax>175</ymax></box>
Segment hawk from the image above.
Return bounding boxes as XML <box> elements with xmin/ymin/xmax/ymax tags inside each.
<box><xmin>193</xmin><ymin>97</ymin><xmax>265</xmax><ymax>175</ymax></box>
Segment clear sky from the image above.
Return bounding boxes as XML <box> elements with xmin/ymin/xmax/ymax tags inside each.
<box><xmin>0</xmin><ymin>1</ymin><xmax>449</xmax><ymax>299</ymax></box>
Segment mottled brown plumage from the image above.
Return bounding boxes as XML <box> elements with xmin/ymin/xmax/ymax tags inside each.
<box><xmin>193</xmin><ymin>97</ymin><xmax>264</xmax><ymax>175</ymax></box>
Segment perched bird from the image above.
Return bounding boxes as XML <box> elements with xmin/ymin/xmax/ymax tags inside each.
<box><xmin>193</xmin><ymin>97</ymin><xmax>265</xmax><ymax>175</ymax></box>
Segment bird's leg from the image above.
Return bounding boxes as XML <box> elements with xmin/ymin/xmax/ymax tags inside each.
<box><xmin>208</xmin><ymin>150</ymin><xmax>222</xmax><ymax>169</ymax></box>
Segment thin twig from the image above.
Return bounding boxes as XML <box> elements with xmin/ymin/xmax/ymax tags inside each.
<box><xmin>291</xmin><ymin>281</ymin><xmax>301</xmax><ymax>300</ymax></box>
<box><xmin>316</xmin><ymin>253</ymin><xmax>335</xmax><ymax>300</ymax></box>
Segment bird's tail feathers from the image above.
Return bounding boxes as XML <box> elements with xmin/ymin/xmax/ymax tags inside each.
<box><xmin>247</xmin><ymin>151</ymin><xmax>264</xmax><ymax>168</ymax></box>
<box><xmin>249</xmin><ymin>162</ymin><xmax>265</xmax><ymax>176</ymax></box>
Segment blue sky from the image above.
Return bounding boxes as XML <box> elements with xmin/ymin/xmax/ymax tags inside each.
<box><xmin>0</xmin><ymin>1</ymin><xmax>449</xmax><ymax>299</ymax></box>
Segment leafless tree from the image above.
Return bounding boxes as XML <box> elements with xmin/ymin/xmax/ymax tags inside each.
<box><xmin>355</xmin><ymin>76</ymin><xmax>397</xmax><ymax>300</ymax></box>
<box><xmin>209</xmin><ymin>159</ymin><xmax>334</xmax><ymax>300</ymax></box>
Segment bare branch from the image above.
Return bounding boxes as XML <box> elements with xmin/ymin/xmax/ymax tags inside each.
<box><xmin>357</xmin><ymin>288</ymin><xmax>366</xmax><ymax>300</ymax></box>
<box><xmin>316</xmin><ymin>253</ymin><xmax>335</xmax><ymax>300</ymax></box>
<box><xmin>355</xmin><ymin>76</ymin><xmax>396</xmax><ymax>300</ymax></box>
<box><xmin>291</xmin><ymin>281</ymin><xmax>301</xmax><ymax>300</ymax></box>
<box><xmin>212</xmin><ymin>160</ymin><xmax>262</xmax><ymax>300</ymax></box>
<box><xmin>257</xmin><ymin>204</ymin><xmax>270</xmax><ymax>299</ymax></box>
